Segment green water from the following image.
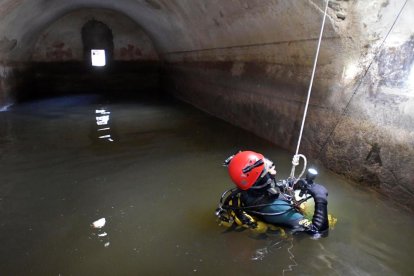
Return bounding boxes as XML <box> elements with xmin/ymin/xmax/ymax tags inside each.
<box><xmin>0</xmin><ymin>95</ymin><xmax>413</xmax><ymax>275</ymax></box>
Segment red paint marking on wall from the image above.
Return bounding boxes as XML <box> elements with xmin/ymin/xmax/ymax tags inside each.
<box><xmin>52</xmin><ymin>42</ymin><xmax>65</xmax><ymax>49</ymax></box>
<box><xmin>45</xmin><ymin>42</ymin><xmax>73</xmax><ymax>60</ymax></box>
<box><xmin>120</xmin><ymin>44</ymin><xmax>143</xmax><ymax>59</ymax></box>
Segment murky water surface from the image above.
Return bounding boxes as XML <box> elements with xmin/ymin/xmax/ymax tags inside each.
<box><xmin>1</xmin><ymin>95</ymin><xmax>413</xmax><ymax>275</ymax></box>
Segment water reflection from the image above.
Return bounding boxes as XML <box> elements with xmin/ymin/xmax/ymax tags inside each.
<box><xmin>0</xmin><ymin>103</ymin><xmax>13</xmax><ymax>112</ymax></box>
<box><xmin>95</xmin><ymin>108</ymin><xmax>114</xmax><ymax>142</ymax></box>
<box><xmin>91</xmin><ymin>218</ymin><xmax>110</xmax><ymax>247</ymax></box>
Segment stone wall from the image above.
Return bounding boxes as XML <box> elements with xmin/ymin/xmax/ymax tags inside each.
<box><xmin>0</xmin><ymin>63</ymin><xmax>13</xmax><ymax>109</ymax></box>
<box><xmin>314</xmin><ymin>0</ymin><xmax>414</xmax><ymax>210</ymax></box>
<box><xmin>0</xmin><ymin>8</ymin><xmax>161</xmax><ymax>104</ymax></box>
<box><xmin>162</xmin><ymin>0</ymin><xmax>414</xmax><ymax>210</ymax></box>
<box><xmin>0</xmin><ymin>62</ymin><xmax>29</xmax><ymax>109</ymax></box>
<box><xmin>0</xmin><ymin>35</ymin><xmax>18</xmax><ymax>109</ymax></box>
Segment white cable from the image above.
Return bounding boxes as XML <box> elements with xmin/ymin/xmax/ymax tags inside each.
<box><xmin>290</xmin><ymin>0</ymin><xmax>329</xmax><ymax>179</ymax></box>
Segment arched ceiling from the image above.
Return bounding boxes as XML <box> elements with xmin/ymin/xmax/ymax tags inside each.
<box><xmin>0</xmin><ymin>0</ymin><xmax>339</xmax><ymax>62</ymax></box>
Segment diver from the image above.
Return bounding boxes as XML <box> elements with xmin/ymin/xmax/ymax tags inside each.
<box><xmin>215</xmin><ymin>150</ymin><xmax>329</xmax><ymax>237</ymax></box>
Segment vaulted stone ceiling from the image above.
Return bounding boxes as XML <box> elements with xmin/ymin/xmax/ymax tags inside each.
<box><xmin>1</xmin><ymin>0</ymin><xmax>342</xmax><ymax>61</ymax></box>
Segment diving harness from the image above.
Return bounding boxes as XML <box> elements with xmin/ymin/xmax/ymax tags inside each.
<box><xmin>215</xmin><ymin>158</ymin><xmax>318</xmax><ymax>233</ymax></box>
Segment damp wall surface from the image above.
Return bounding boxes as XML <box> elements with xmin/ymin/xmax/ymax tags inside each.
<box><xmin>161</xmin><ymin>0</ymin><xmax>414</xmax><ymax>210</ymax></box>
<box><xmin>0</xmin><ymin>0</ymin><xmax>413</xmax><ymax>209</ymax></box>
<box><xmin>31</xmin><ymin>9</ymin><xmax>159</xmax><ymax>62</ymax></box>
<box><xmin>325</xmin><ymin>0</ymin><xmax>414</xmax><ymax>209</ymax></box>
<box><xmin>1</xmin><ymin>8</ymin><xmax>160</xmax><ymax>100</ymax></box>
<box><xmin>29</xmin><ymin>9</ymin><xmax>160</xmax><ymax>99</ymax></box>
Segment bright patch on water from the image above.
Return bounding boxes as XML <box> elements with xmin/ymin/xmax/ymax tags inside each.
<box><xmin>0</xmin><ymin>103</ymin><xmax>13</xmax><ymax>112</ymax></box>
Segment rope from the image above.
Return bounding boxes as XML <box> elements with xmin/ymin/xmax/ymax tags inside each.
<box><xmin>289</xmin><ymin>154</ymin><xmax>307</xmax><ymax>180</ymax></box>
<box><xmin>290</xmin><ymin>0</ymin><xmax>330</xmax><ymax>179</ymax></box>
<box><xmin>316</xmin><ymin>0</ymin><xmax>409</xmax><ymax>159</ymax></box>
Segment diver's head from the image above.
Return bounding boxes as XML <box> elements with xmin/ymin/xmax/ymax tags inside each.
<box><xmin>224</xmin><ymin>151</ymin><xmax>276</xmax><ymax>190</ymax></box>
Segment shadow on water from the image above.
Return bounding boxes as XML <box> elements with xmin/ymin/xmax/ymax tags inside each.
<box><xmin>1</xmin><ymin>94</ymin><xmax>414</xmax><ymax>275</ymax></box>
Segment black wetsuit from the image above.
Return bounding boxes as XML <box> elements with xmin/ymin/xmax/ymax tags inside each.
<box><xmin>240</xmin><ymin>173</ymin><xmax>329</xmax><ymax>234</ymax></box>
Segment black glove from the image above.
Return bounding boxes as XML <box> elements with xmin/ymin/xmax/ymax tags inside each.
<box><xmin>307</xmin><ymin>183</ymin><xmax>329</xmax><ymax>232</ymax></box>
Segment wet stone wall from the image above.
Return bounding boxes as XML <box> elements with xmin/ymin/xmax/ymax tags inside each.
<box><xmin>317</xmin><ymin>35</ymin><xmax>414</xmax><ymax>210</ymax></box>
<box><xmin>163</xmin><ymin>1</ymin><xmax>414</xmax><ymax>211</ymax></box>
<box><xmin>31</xmin><ymin>9</ymin><xmax>159</xmax><ymax>63</ymax></box>
<box><xmin>165</xmin><ymin>57</ymin><xmax>414</xmax><ymax>211</ymax></box>
<box><xmin>0</xmin><ymin>63</ymin><xmax>29</xmax><ymax>108</ymax></box>
<box><xmin>0</xmin><ymin>36</ymin><xmax>18</xmax><ymax>108</ymax></box>
<box><xmin>0</xmin><ymin>8</ymin><xmax>162</xmax><ymax>103</ymax></box>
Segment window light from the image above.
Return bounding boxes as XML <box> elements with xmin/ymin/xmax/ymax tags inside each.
<box><xmin>91</xmin><ymin>49</ymin><xmax>106</xmax><ymax>67</ymax></box>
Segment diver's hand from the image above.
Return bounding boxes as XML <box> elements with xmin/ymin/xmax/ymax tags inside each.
<box><xmin>293</xmin><ymin>179</ymin><xmax>306</xmax><ymax>191</ymax></box>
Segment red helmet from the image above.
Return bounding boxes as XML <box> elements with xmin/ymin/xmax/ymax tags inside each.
<box><xmin>227</xmin><ymin>151</ymin><xmax>265</xmax><ymax>190</ymax></box>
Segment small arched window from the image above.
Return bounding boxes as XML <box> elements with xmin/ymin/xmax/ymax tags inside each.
<box><xmin>81</xmin><ymin>20</ymin><xmax>114</xmax><ymax>68</ymax></box>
